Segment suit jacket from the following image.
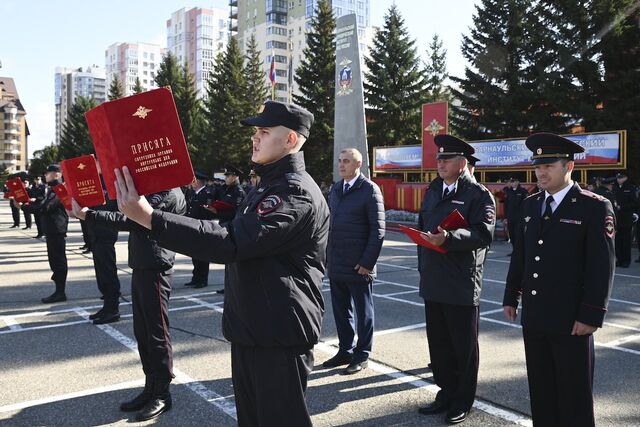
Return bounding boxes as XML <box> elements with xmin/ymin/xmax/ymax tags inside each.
<box><xmin>503</xmin><ymin>183</ymin><xmax>615</xmax><ymax>333</ymax></box>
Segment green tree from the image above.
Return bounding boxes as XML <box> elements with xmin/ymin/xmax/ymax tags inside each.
<box><xmin>202</xmin><ymin>38</ymin><xmax>251</xmax><ymax>170</ymax></box>
<box><xmin>424</xmin><ymin>34</ymin><xmax>450</xmax><ymax>103</ymax></box>
<box><xmin>244</xmin><ymin>34</ymin><xmax>269</xmax><ymax>114</ymax></box>
<box><xmin>28</xmin><ymin>144</ymin><xmax>60</xmax><ymax>177</ymax></box>
<box><xmin>293</xmin><ymin>0</ymin><xmax>336</xmax><ymax>184</ymax></box>
<box><xmin>58</xmin><ymin>96</ymin><xmax>98</xmax><ymax>160</ymax></box>
<box><xmin>133</xmin><ymin>76</ymin><xmax>144</xmax><ymax>94</ymax></box>
<box><xmin>175</xmin><ymin>63</ymin><xmax>201</xmax><ymax>148</ymax></box>
<box><xmin>107</xmin><ymin>75</ymin><xmax>125</xmax><ymax>100</ymax></box>
<box><xmin>155</xmin><ymin>52</ymin><xmax>182</xmax><ymax>91</ymax></box>
<box><xmin>364</xmin><ymin>5</ymin><xmax>427</xmax><ymax>148</ymax></box>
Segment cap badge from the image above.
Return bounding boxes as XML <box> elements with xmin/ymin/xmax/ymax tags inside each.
<box><xmin>536</xmin><ymin>148</ymin><xmax>542</xmax><ymax>155</ymax></box>
<box><xmin>525</xmin><ymin>216</ymin><xmax>531</xmax><ymax>223</ymax></box>
<box><xmin>439</xmin><ymin>147</ymin><xmax>444</xmax><ymax>153</ymax></box>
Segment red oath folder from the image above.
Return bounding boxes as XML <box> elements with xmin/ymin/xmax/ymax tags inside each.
<box><xmin>398</xmin><ymin>209</ymin><xmax>469</xmax><ymax>254</ymax></box>
<box><xmin>60</xmin><ymin>155</ymin><xmax>105</xmax><ymax>208</ymax></box>
<box><xmin>85</xmin><ymin>87</ymin><xmax>194</xmax><ymax>198</ymax></box>
<box><xmin>6</xmin><ymin>178</ymin><xmax>30</xmax><ymax>204</ymax></box>
<box><xmin>206</xmin><ymin>200</ymin><xmax>235</xmax><ymax>211</ymax></box>
<box><xmin>52</xmin><ymin>184</ymin><xmax>72</xmax><ymax>210</ymax></box>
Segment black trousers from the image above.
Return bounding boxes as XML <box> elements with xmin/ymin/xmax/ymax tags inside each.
<box><xmin>46</xmin><ymin>234</ymin><xmax>67</xmax><ymax>293</ymax></box>
<box><xmin>424</xmin><ymin>301</ymin><xmax>479</xmax><ymax>412</ymax></box>
<box><xmin>80</xmin><ymin>219</ymin><xmax>92</xmax><ymax>250</ymax></box>
<box><xmin>615</xmin><ymin>226</ymin><xmax>632</xmax><ymax>264</ymax></box>
<box><xmin>23</xmin><ymin>210</ymin><xmax>32</xmax><ymax>227</ymax></box>
<box><xmin>523</xmin><ymin>328</ymin><xmax>595</xmax><ymax>427</ymax></box>
<box><xmin>507</xmin><ymin>217</ymin><xmax>518</xmax><ymax>247</ymax></box>
<box><xmin>92</xmin><ymin>241</ymin><xmax>120</xmax><ymax>310</ymax></box>
<box><xmin>10</xmin><ymin>202</ymin><xmax>20</xmax><ymax>226</ymax></box>
<box><xmin>231</xmin><ymin>343</ymin><xmax>314</xmax><ymax>427</ymax></box>
<box><xmin>34</xmin><ymin>212</ymin><xmax>43</xmax><ymax>235</ymax></box>
<box><xmin>131</xmin><ymin>269</ymin><xmax>173</xmax><ymax>380</ymax></box>
<box><xmin>191</xmin><ymin>257</ymin><xmax>210</xmax><ymax>284</ymax></box>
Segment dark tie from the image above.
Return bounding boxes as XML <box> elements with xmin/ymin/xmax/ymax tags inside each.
<box><xmin>343</xmin><ymin>183</ymin><xmax>350</xmax><ymax>194</ymax></box>
<box><xmin>443</xmin><ymin>187</ymin><xmax>450</xmax><ymax>198</ymax></box>
<box><xmin>542</xmin><ymin>195</ymin><xmax>554</xmax><ymax>220</ymax></box>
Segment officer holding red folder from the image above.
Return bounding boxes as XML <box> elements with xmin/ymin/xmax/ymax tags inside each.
<box><xmin>416</xmin><ymin>135</ymin><xmax>495</xmax><ymax>424</ymax></box>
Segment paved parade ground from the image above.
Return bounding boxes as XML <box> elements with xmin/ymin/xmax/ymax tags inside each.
<box><xmin>1</xmin><ymin>199</ymin><xmax>639</xmax><ymax>426</ymax></box>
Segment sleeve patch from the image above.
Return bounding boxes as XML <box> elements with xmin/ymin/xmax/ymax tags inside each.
<box><xmin>605</xmin><ymin>215</ymin><xmax>615</xmax><ymax>238</ymax></box>
<box><xmin>257</xmin><ymin>195</ymin><xmax>283</xmax><ymax>215</ymax></box>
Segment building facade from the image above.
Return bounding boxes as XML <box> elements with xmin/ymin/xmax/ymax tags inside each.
<box><xmin>0</xmin><ymin>77</ymin><xmax>28</xmax><ymax>173</ymax></box>
<box><xmin>231</xmin><ymin>0</ymin><xmax>372</xmax><ymax>102</ymax></box>
<box><xmin>54</xmin><ymin>66</ymin><xmax>106</xmax><ymax>145</ymax></box>
<box><xmin>105</xmin><ymin>43</ymin><xmax>166</xmax><ymax>97</ymax></box>
<box><xmin>166</xmin><ymin>7</ymin><xmax>230</xmax><ymax>97</ymax></box>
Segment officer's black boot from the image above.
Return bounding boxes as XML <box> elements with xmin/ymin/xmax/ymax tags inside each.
<box><xmin>135</xmin><ymin>376</ymin><xmax>172</xmax><ymax>421</ymax></box>
<box><xmin>120</xmin><ymin>376</ymin><xmax>154</xmax><ymax>412</ymax></box>
<box><xmin>41</xmin><ymin>283</ymin><xmax>67</xmax><ymax>304</ymax></box>
<box><xmin>93</xmin><ymin>297</ymin><xmax>120</xmax><ymax>325</ymax></box>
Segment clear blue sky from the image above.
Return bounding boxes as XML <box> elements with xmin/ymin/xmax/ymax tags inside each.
<box><xmin>1</xmin><ymin>0</ymin><xmax>478</xmax><ymax>158</ymax></box>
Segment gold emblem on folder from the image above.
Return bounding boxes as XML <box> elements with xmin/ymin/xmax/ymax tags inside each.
<box><xmin>133</xmin><ymin>106</ymin><xmax>153</xmax><ymax>119</ymax></box>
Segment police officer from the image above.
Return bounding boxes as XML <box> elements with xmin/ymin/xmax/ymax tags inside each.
<box><xmin>612</xmin><ymin>171</ymin><xmax>638</xmax><ymax>268</ymax></box>
<box><xmin>207</xmin><ymin>163</ymin><xmax>246</xmax><ymax>226</ymax></box>
<box><xmin>23</xmin><ymin>164</ymin><xmax>69</xmax><ymax>303</ymax></box>
<box><xmin>86</xmin><ymin>174</ymin><xmax>122</xmax><ymax>325</ymax></box>
<box><xmin>71</xmin><ymin>189</ymin><xmax>186</xmax><ymax>421</ymax></box>
<box><xmin>113</xmin><ymin>101</ymin><xmax>329</xmax><ymax>427</ymax></box>
<box><xmin>21</xmin><ymin>178</ymin><xmax>33</xmax><ymax>230</ymax></box>
<box><xmin>503</xmin><ymin>133</ymin><xmax>615</xmax><ymax>427</ymax></box>
<box><xmin>466</xmin><ymin>154</ymin><xmax>480</xmax><ymax>176</ymax></box>
<box><xmin>29</xmin><ymin>176</ymin><xmax>47</xmax><ymax>238</ymax></box>
<box><xmin>593</xmin><ymin>176</ymin><xmax>616</xmax><ymax>207</ymax></box>
<box><xmin>503</xmin><ymin>177</ymin><xmax>529</xmax><ymax>253</ymax></box>
<box><xmin>183</xmin><ymin>171</ymin><xmax>215</xmax><ymax>288</ymax></box>
<box><xmin>417</xmin><ymin>135</ymin><xmax>496</xmax><ymax>424</ymax></box>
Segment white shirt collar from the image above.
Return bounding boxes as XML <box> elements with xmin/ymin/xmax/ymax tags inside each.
<box><xmin>443</xmin><ymin>181</ymin><xmax>457</xmax><ymax>196</ymax></box>
<box><xmin>344</xmin><ymin>172</ymin><xmax>360</xmax><ymax>188</ymax></box>
<box><xmin>544</xmin><ymin>181</ymin><xmax>573</xmax><ymax>212</ymax></box>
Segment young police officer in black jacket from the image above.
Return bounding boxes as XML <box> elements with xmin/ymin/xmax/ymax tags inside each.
<box><xmin>111</xmin><ymin>101</ymin><xmax>329</xmax><ymax>427</ymax></box>
<box><xmin>23</xmin><ymin>164</ymin><xmax>69</xmax><ymax>303</ymax></box>
<box><xmin>503</xmin><ymin>133</ymin><xmax>615</xmax><ymax>426</ymax></box>
<box><xmin>71</xmin><ymin>189</ymin><xmax>186</xmax><ymax>422</ymax></box>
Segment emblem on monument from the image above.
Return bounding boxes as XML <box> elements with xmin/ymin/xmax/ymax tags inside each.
<box><xmin>337</xmin><ymin>57</ymin><xmax>353</xmax><ymax>96</ymax></box>
<box><xmin>426</xmin><ymin>118</ymin><xmax>444</xmax><ymax>137</ymax></box>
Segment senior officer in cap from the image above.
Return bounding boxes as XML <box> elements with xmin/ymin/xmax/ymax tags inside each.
<box><xmin>110</xmin><ymin>100</ymin><xmax>329</xmax><ymax>427</ymax></box>
<box><xmin>503</xmin><ymin>133</ymin><xmax>615</xmax><ymax>427</ymax></box>
<box><xmin>417</xmin><ymin>135</ymin><xmax>495</xmax><ymax>424</ymax></box>
<box><xmin>183</xmin><ymin>171</ymin><xmax>216</xmax><ymax>288</ymax></box>
<box><xmin>23</xmin><ymin>164</ymin><xmax>70</xmax><ymax>303</ymax></box>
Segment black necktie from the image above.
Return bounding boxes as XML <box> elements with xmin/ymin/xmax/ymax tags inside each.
<box><xmin>443</xmin><ymin>187</ymin><xmax>450</xmax><ymax>198</ymax></box>
<box><xmin>542</xmin><ymin>195</ymin><xmax>554</xmax><ymax>220</ymax></box>
<box><xmin>343</xmin><ymin>183</ymin><xmax>350</xmax><ymax>194</ymax></box>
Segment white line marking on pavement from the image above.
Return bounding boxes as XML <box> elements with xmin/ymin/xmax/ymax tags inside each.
<box><xmin>73</xmin><ymin>308</ymin><xmax>237</xmax><ymax>420</ymax></box>
<box><xmin>314</xmin><ymin>342</ymin><xmax>533</xmax><ymax>426</ymax></box>
<box><xmin>1</xmin><ymin>316</ymin><xmax>21</xmax><ymax>331</ymax></box>
<box><xmin>184</xmin><ymin>297</ymin><xmax>224</xmax><ymax>314</ymax></box>
<box><xmin>602</xmin><ymin>333</ymin><xmax>640</xmax><ymax>347</ymax></box>
<box><xmin>0</xmin><ymin>379</ymin><xmax>144</xmax><ymax>414</ymax></box>
<box><xmin>376</xmin><ymin>289</ymin><xmax>417</xmax><ymax>297</ymax></box>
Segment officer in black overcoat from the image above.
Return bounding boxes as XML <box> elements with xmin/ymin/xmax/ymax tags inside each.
<box><xmin>417</xmin><ymin>135</ymin><xmax>496</xmax><ymax>424</ymax></box>
<box><xmin>612</xmin><ymin>171</ymin><xmax>638</xmax><ymax>267</ymax></box>
<box><xmin>503</xmin><ymin>133</ymin><xmax>615</xmax><ymax>427</ymax></box>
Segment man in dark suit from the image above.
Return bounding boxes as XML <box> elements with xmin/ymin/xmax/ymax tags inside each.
<box><xmin>612</xmin><ymin>171</ymin><xmax>638</xmax><ymax>268</ymax></box>
<box><xmin>503</xmin><ymin>133</ymin><xmax>615</xmax><ymax>427</ymax></box>
<box><xmin>323</xmin><ymin>148</ymin><xmax>385</xmax><ymax>375</ymax></box>
<box><xmin>417</xmin><ymin>135</ymin><xmax>496</xmax><ymax>424</ymax></box>
<box><xmin>183</xmin><ymin>171</ymin><xmax>215</xmax><ymax>288</ymax></box>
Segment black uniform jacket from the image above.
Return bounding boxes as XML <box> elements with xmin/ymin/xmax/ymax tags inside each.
<box><xmin>504</xmin><ymin>185</ymin><xmax>529</xmax><ymax>222</ymax></box>
<box><xmin>186</xmin><ymin>186</ymin><xmax>215</xmax><ymax>221</ymax></box>
<box><xmin>418</xmin><ymin>170</ymin><xmax>496</xmax><ymax>306</ymax></box>
<box><xmin>213</xmin><ymin>183</ymin><xmax>246</xmax><ymax>224</ymax></box>
<box><xmin>503</xmin><ymin>184</ymin><xmax>615</xmax><ymax>333</ymax></box>
<box><xmin>149</xmin><ymin>152</ymin><xmax>330</xmax><ymax>348</ymax></box>
<box><xmin>24</xmin><ymin>180</ymin><xmax>68</xmax><ymax>236</ymax></box>
<box><xmin>86</xmin><ymin>189</ymin><xmax>186</xmax><ymax>271</ymax></box>
<box><xmin>88</xmin><ymin>179</ymin><xmax>119</xmax><ymax>243</ymax></box>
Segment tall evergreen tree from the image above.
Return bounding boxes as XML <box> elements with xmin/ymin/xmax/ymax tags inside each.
<box><xmin>133</xmin><ymin>77</ymin><xmax>144</xmax><ymax>94</ymax></box>
<box><xmin>58</xmin><ymin>96</ymin><xmax>98</xmax><ymax>160</ymax></box>
<box><xmin>450</xmin><ymin>0</ymin><xmax>540</xmax><ymax>140</ymax></box>
<box><xmin>107</xmin><ymin>75</ymin><xmax>124</xmax><ymax>100</ymax></box>
<box><xmin>364</xmin><ymin>5</ymin><xmax>427</xmax><ymax>148</ymax></box>
<box><xmin>202</xmin><ymin>38</ymin><xmax>251</xmax><ymax>170</ymax></box>
<box><xmin>175</xmin><ymin>63</ymin><xmax>200</xmax><ymax>148</ymax></box>
<box><xmin>155</xmin><ymin>52</ymin><xmax>182</xmax><ymax>91</ymax></box>
<box><xmin>28</xmin><ymin>144</ymin><xmax>59</xmax><ymax>177</ymax></box>
<box><xmin>293</xmin><ymin>0</ymin><xmax>336</xmax><ymax>184</ymax></box>
<box><xmin>424</xmin><ymin>34</ymin><xmax>450</xmax><ymax>103</ymax></box>
<box><xmin>244</xmin><ymin>34</ymin><xmax>269</xmax><ymax>115</ymax></box>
